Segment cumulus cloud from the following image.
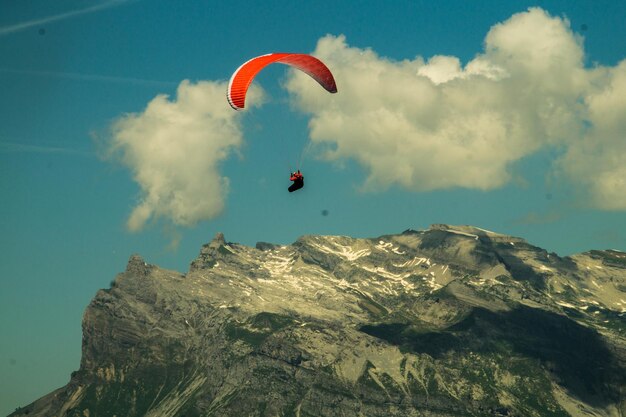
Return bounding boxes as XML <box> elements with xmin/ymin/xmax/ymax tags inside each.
<box><xmin>106</xmin><ymin>7</ymin><xmax>626</xmax><ymax>232</ymax></box>
<box><xmin>554</xmin><ymin>61</ymin><xmax>626</xmax><ymax>210</ymax></box>
<box><xmin>108</xmin><ymin>79</ymin><xmax>262</xmax><ymax>231</ymax></box>
<box><xmin>286</xmin><ymin>7</ymin><xmax>626</xmax><ymax>209</ymax></box>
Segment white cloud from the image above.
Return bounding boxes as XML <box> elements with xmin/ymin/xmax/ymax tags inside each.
<box><xmin>105</xmin><ymin>6</ymin><xmax>626</xmax><ymax>230</ymax></box>
<box><xmin>108</xmin><ymin>79</ymin><xmax>263</xmax><ymax>231</ymax></box>
<box><xmin>286</xmin><ymin>7</ymin><xmax>626</xmax><ymax>209</ymax></box>
<box><xmin>555</xmin><ymin>61</ymin><xmax>626</xmax><ymax>210</ymax></box>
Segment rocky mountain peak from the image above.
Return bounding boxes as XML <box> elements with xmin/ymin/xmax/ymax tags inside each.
<box><xmin>124</xmin><ymin>254</ymin><xmax>152</xmax><ymax>276</ymax></box>
<box><xmin>209</xmin><ymin>231</ymin><xmax>225</xmax><ymax>247</ymax></box>
<box><xmin>189</xmin><ymin>232</ymin><xmax>229</xmax><ymax>271</ymax></box>
<box><xmin>429</xmin><ymin>223</ymin><xmax>526</xmax><ymax>243</ymax></box>
<box><xmin>11</xmin><ymin>226</ymin><xmax>626</xmax><ymax>417</ymax></box>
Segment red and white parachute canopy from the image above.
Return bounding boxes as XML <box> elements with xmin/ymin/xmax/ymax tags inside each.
<box><xmin>227</xmin><ymin>53</ymin><xmax>337</xmax><ymax>110</ymax></box>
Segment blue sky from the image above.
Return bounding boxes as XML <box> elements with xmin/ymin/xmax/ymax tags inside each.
<box><xmin>1</xmin><ymin>0</ymin><xmax>626</xmax><ymax>413</ymax></box>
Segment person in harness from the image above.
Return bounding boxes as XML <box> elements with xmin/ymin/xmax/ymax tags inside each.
<box><xmin>288</xmin><ymin>170</ymin><xmax>304</xmax><ymax>192</ymax></box>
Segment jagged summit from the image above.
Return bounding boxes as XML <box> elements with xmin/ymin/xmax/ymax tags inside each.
<box><xmin>11</xmin><ymin>226</ymin><xmax>626</xmax><ymax>417</ymax></box>
<box><xmin>206</xmin><ymin>224</ymin><xmax>522</xmax><ymax>254</ymax></box>
<box><xmin>429</xmin><ymin>223</ymin><xmax>526</xmax><ymax>242</ymax></box>
<box><xmin>189</xmin><ymin>232</ymin><xmax>230</xmax><ymax>271</ymax></box>
<box><xmin>125</xmin><ymin>254</ymin><xmax>153</xmax><ymax>276</ymax></box>
<box><xmin>200</xmin><ymin>231</ymin><xmax>226</xmax><ymax>251</ymax></box>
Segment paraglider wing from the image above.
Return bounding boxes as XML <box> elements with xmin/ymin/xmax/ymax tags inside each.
<box><xmin>227</xmin><ymin>53</ymin><xmax>337</xmax><ymax>110</ymax></box>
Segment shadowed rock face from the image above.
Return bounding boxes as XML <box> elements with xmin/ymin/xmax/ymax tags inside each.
<box><xmin>10</xmin><ymin>225</ymin><xmax>626</xmax><ymax>417</ymax></box>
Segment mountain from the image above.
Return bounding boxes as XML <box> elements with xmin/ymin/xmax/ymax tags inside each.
<box><xmin>10</xmin><ymin>225</ymin><xmax>626</xmax><ymax>417</ymax></box>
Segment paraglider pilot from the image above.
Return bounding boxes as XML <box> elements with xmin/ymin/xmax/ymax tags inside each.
<box><xmin>289</xmin><ymin>170</ymin><xmax>304</xmax><ymax>192</ymax></box>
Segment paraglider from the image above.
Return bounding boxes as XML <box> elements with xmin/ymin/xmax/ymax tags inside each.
<box><xmin>227</xmin><ymin>53</ymin><xmax>337</xmax><ymax>110</ymax></box>
<box><xmin>288</xmin><ymin>170</ymin><xmax>304</xmax><ymax>193</ymax></box>
<box><xmin>226</xmin><ymin>53</ymin><xmax>336</xmax><ymax>193</ymax></box>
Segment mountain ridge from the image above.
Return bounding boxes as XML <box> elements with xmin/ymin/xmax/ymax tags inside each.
<box><xmin>10</xmin><ymin>224</ymin><xmax>626</xmax><ymax>417</ymax></box>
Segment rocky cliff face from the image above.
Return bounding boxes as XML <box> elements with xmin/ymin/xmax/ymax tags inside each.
<box><xmin>10</xmin><ymin>225</ymin><xmax>626</xmax><ymax>417</ymax></box>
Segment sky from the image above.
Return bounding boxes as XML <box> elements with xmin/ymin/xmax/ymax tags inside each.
<box><xmin>1</xmin><ymin>0</ymin><xmax>626</xmax><ymax>413</ymax></box>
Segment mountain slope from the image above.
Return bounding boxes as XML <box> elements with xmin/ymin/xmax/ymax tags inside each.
<box><xmin>10</xmin><ymin>225</ymin><xmax>626</xmax><ymax>417</ymax></box>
